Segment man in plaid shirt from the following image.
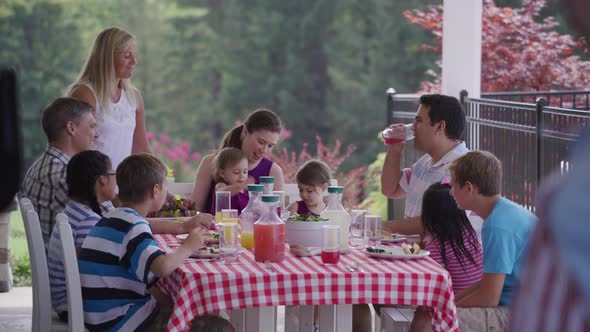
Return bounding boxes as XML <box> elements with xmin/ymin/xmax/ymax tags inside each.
<box><xmin>20</xmin><ymin>97</ymin><xmax>97</xmax><ymax>249</ymax></box>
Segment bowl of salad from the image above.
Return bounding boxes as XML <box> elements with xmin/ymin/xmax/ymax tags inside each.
<box><xmin>147</xmin><ymin>194</ymin><xmax>197</xmax><ymax>219</ymax></box>
<box><xmin>285</xmin><ymin>214</ymin><xmax>330</xmax><ymax>248</ymax></box>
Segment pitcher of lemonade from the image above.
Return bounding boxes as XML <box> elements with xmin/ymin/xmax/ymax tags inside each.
<box><xmin>239</xmin><ymin>184</ymin><xmax>264</xmax><ymax>249</ymax></box>
<box><xmin>320</xmin><ymin>186</ymin><xmax>351</xmax><ymax>253</ymax></box>
<box><xmin>254</xmin><ymin>194</ymin><xmax>286</xmax><ymax>263</ymax></box>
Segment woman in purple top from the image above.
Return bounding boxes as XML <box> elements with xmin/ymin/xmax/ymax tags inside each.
<box><xmin>287</xmin><ymin>160</ymin><xmax>332</xmax><ymax>217</ymax></box>
<box><xmin>192</xmin><ymin>109</ymin><xmax>285</xmax><ymax>214</ymax></box>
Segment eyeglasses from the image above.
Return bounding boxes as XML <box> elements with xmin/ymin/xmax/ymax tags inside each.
<box><xmin>103</xmin><ymin>172</ymin><xmax>116</xmax><ymax>176</ymax></box>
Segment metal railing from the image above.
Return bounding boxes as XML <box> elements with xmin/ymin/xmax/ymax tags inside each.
<box><xmin>386</xmin><ymin>89</ymin><xmax>590</xmax><ymax>218</ymax></box>
<box><xmin>482</xmin><ymin>90</ymin><xmax>590</xmax><ymax>110</ymax></box>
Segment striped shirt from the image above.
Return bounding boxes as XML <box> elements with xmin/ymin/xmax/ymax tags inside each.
<box><xmin>79</xmin><ymin>208</ymin><xmax>165</xmax><ymax>332</ymax></box>
<box><xmin>399</xmin><ymin>142</ymin><xmax>468</xmax><ymax>218</ymax></box>
<box><xmin>47</xmin><ymin>201</ymin><xmax>102</xmax><ymax>313</ymax></box>
<box><xmin>510</xmin><ymin>222</ymin><xmax>590</xmax><ymax>331</ymax></box>
<box><xmin>425</xmin><ymin>230</ymin><xmax>483</xmax><ymax>293</ymax></box>
<box><xmin>20</xmin><ymin>145</ymin><xmax>70</xmax><ymax>249</ymax></box>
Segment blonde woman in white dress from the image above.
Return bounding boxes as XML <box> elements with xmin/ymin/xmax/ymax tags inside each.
<box><xmin>67</xmin><ymin>27</ymin><xmax>150</xmax><ymax>168</ymax></box>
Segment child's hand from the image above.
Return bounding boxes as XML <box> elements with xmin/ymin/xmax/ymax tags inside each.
<box><xmin>182</xmin><ymin>227</ymin><xmax>208</xmax><ymax>251</ymax></box>
<box><xmin>183</xmin><ymin>212</ymin><xmax>215</xmax><ymax>233</ymax></box>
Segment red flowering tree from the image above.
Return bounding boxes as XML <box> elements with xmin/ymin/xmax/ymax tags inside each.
<box><xmin>147</xmin><ymin>131</ymin><xmax>204</xmax><ymax>182</ymax></box>
<box><xmin>404</xmin><ymin>0</ymin><xmax>590</xmax><ymax>93</ymax></box>
<box><xmin>147</xmin><ymin>129</ymin><xmax>367</xmax><ymax>209</ymax></box>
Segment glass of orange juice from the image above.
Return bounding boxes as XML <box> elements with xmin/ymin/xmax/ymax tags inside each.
<box><xmin>215</xmin><ymin>191</ymin><xmax>231</xmax><ymax>221</ymax></box>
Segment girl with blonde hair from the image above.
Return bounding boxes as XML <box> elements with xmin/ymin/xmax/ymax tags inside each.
<box><xmin>67</xmin><ymin>27</ymin><xmax>150</xmax><ymax>168</ymax></box>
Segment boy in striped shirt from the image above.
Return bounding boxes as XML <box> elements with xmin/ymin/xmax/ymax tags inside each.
<box><xmin>79</xmin><ymin>154</ymin><xmax>213</xmax><ymax>331</ymax></box>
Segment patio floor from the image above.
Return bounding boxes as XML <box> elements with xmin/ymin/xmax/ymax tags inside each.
<box><xmin>0</xmin><ymin>287</ymin><xmax>32</xmax><ymax>332</ymax></box>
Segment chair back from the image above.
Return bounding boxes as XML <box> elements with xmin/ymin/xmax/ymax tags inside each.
<box><xmin>56</xmin><ymin>213</ymin><xmax>85</xmax><ymax>332</ymax></box>
<box><xmin>20</xmin><ymin>198</ymin><xmax>52</xmax><ymax>332</ymax></box>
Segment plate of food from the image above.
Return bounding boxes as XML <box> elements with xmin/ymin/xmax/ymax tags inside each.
<box><xmin>190</xmin><ymin>246</ymin><xmax>221</xmax><ymax>259</ymax></box>
<box><xmin>176</xmin><ymin>232</ymin><xmax>220</xmax><ymax>244</ymax></box>
<box><xmin>364</xmin><ymin>244</ymin><xmax>429</xmax><ymax>260</ymax></box>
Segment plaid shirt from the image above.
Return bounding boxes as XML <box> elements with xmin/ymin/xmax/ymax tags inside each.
<box><xmin>399</xmin><ymin>142</ymin><xmax>468</xmax><ymax>218</ymax></box>
<box><xmin>20</xmin><ymin>145</ymin><xmax>70</xmax><ymax>249</ymax></box>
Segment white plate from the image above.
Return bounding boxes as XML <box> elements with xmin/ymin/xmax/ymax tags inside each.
<box><xmin>190</xmin><ymin>247</ymin><xmax>245</xmax><ymax>259</ymax></box>
<box><xmin>176</xmin><ymin>233</ymin><xmax>219</xmax><ymax>244</ymax></box>
<box><xmin>381</xmin><ymin>234</ymin><xmax>408</xmax><ymax>243</ymax></box>
<box><xmin>289</xmin><ymin>245</ymin><xmax>321</xmax><ymax>257</ymax></box>
<box><xmin>190</xmin><ymin>247</ymin><xmax>221</xmax><ymax>259</ymax></box>
<box><xmin>364</xmin><ymin>246</ymin><xmax>430</xmax><ymax>259</ymax></box>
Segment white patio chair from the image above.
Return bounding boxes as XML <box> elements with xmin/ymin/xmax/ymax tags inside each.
<box><xmin>56</xmin><ymin>213</ymin><xmax>85</xmax><ymax>332</ymax></box>
<box><xmin>19</xmin><ymin>198</ymin><xmax>68</xmax><ymax>332</ymax></box>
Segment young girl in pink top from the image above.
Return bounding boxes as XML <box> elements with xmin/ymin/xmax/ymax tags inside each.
<box><xmin>421</xmin><ymin>182</ymin><xmax>483</xmax><ymax>292</ymax></box>
<box><xmin>287</xmin><ymin>160</ymin><xmax>332</xmax><ymax>217</ymax></box>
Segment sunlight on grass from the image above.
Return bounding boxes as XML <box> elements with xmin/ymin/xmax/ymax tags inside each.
<box><xmin>10</xmin><ymin>210</ymin><xmax>28</xmax><ymax>259</ymax></box>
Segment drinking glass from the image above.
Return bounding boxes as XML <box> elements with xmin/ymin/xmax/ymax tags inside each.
<box><xmin>221</xmin><ymin>209</ymin><xmax>238</xmax><ymax>224</ymax></box>
<box><xmin>349</xmin><ymin>209</ymin><xmax>367</xmax><ymax>248</ymax></box>
<box><xmin>217</xmin><ymin>222</ymin><xmax>240</xmax><ymax>263</ymax></box>
<box><xmin>321</xmin><ymin>225</ymin><xmax>340</xmax><ymax>264</ymax></box>
<box><xmin>364</xmin><ymin>215</ymin><xmax>382</xmax><ymax>248</ymax></box>
<box><xmin>382</xmin><ymin>124</ymin><xmax>414</xmax><ymax>144</ymax></box>
<box><xmin>273</xmin><ymin>190</ymin><xmax>286</xmax><ymax>219</ymax></box>
<box><xmin>215</xmin><ymin>191</ymin><xmax>231</xmax><ymax>221</ymax></box>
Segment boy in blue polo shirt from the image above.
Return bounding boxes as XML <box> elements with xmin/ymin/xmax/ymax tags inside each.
<box><xmin>79</xmin><ymin>154</ymin><xmax>211</xmax><ymax>331</ymax></box>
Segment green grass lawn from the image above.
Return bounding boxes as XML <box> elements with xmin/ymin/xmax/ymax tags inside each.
<box><xmin>10</xmin><ymin>209</ymin><xmax>28</xmax><ymax>259</ymax></box>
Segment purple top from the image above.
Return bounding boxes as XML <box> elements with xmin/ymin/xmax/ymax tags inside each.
<box><xmin>206</xmin><ymin>157</ymin><xmax>274</xmax><ymax>214</ymax></box>
<box><xmin>296</xmin><ymin>200</ymin><xmax>319</xmax><ymax>216</ymax></box>
<box><xmin>248</xmin><ymin>157</ymin><xmax>273</xmax><ymax>183</ymax></box>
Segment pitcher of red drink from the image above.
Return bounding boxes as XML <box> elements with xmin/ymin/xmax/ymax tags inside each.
<box><xmin>254</xmin><ymin>194</ymin><xmax>286</xmax><ymax>263</ymax></box>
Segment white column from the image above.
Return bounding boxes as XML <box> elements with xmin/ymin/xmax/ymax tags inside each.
<box><xmin>441</xmin><ymin>0</ymin><xmax>482</xmax><ymax>99</ymax></box>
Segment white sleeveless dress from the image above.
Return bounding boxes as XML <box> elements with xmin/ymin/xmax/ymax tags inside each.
<box><xmin>82</xmin><ymin>83</ymin><xmax>137</xmax><ymax>168</ymax></box>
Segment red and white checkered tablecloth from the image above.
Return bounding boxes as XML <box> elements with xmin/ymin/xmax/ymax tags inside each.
<box><xmin>155</xmin><ymin>234</ymin><xmax>458</xmax><ymax>332</ymax></box>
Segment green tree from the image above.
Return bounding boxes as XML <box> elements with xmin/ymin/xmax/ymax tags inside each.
<box><xmin>0</xmin><ymin>0</ymin><xmax>83</xmax><ymax>163</ymax></box>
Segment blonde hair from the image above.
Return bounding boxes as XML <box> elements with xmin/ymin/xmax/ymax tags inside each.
<box><xmin>296</xmin><ymin>160</ymin><xmax>332</xmax><ymax>187</ymax></box>
<box><xmin>67</xmin><ymin>27</ymin><xmax>138</xmax><ymax>112</ymax></box>
<box><xmin>212</xmin><ymin>148</ymin><xmax>247</xmax><ymax>182</ymax></box>
<box><xmin>448</xmin><ymin>150</ymin><xmax>502</xmax><ymax>196</ymax></box>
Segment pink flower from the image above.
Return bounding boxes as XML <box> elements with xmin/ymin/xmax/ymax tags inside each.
<box><xmin>192</xmin><ymin>152</ymin><xmax>201</xmax><ymax>161</ymax></box>
<box><xmin>159</xmin><ymin>134</ymin><xmax>171</xmax><ymax>145</ymax></box>
<box><xmin>164</xmin><ymin>149</ymin><xmax>177</xmax><ymax>161</ymax></box>
<box><xmin>146</xmin><ymin>131</ymin><xmax>155</xmax><ymax>141</ymax></box>
<box><xmin>181</xmin><ymin>141</ymin><xmax>190</xmax><ymax>152</ymax></box>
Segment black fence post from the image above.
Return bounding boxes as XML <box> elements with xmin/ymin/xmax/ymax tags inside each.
<box><xmin>460</xmin><ymin>89</ymin><xmax>469</xmax><ymax>104</ymax></box>
<box><xmin>386</xmin><ymin>88</ymin><xmax>396</xmax><ymax>221</ymax></box>
<box><xmin>535</xmin><ymin>98</ymin><xmax>546</xmax><ymax>183</ymax></box>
